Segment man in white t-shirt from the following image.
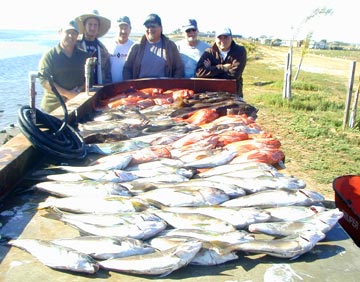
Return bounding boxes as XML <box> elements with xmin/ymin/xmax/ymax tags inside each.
<box><xmin>176</xmin><ymin>19</ymin><xmax>210</xmax><ymax>78</ymax></box>
<box><xmin>110</xmin><ymin>16</ymin><xmax>134</xmax><ymax>82</ymax></box>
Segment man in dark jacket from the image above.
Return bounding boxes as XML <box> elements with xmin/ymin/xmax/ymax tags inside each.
<box><xmin>196</xmin><ymin>27</ymin><xmax>247</xmax><ymax>97</ymax></box>
<box><xmin>123</xmin><ymin>14</ymin><xmax>184</xmax><ymax>79</ymax></box>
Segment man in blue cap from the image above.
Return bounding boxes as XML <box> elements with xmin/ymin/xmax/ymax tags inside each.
<box><xmin>123</xmin><ymin>13</ymin><xmax>184</xmax><ymax>79</ymax></box>
<box><xmin>196</xmin><ymin>27</ymin><xmax>247</xmax><ymax>97</ymax></box>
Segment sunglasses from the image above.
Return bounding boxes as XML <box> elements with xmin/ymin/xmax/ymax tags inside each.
<box><xmin>145</xmin><ymin>24</ymin><xmax>160</xmax><ymax>29</ymax></box>
<box><xmin>186</xmin><ymin>28</ymin><xmax>197</xmax><ymax>33</ymax></box>
<box><xmin>218</xmin><ymin>35</ymin><xmax>230</xmax><ymax>39</ymax></box>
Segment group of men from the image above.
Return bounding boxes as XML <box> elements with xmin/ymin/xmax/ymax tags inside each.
<box><xmin>38</xmin><ymin>11</ymin><xmax>247</xmax><ymax>113</ymax></box>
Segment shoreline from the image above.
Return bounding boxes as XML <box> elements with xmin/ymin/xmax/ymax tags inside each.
<box><xmin>0</xmin><ymin>126</ymin><xmax>20</xmax><ymax>145</ymax></box>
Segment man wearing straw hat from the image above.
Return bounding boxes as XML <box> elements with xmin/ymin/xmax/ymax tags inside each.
<box><xmin>76</xmin><ymin>10</ymin><xmax>112</xmax><ymax>85</ymax></box>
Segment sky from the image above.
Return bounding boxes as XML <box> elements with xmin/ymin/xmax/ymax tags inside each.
<box><xmin>1</xmin><ymin>0</ymin><xmax>359</xmax><ymax>44</ymax></box>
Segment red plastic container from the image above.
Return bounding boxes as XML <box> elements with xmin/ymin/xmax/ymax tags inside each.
<box><xmin>333</xmin><ymin>175</ymin><xmax>360</xmax><ymax>247</ymax></box>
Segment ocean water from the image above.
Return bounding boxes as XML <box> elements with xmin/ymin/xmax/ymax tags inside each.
<box><xmin>0</xmin><ymin>29</ymin><xmax>59</xmax><ymax>129</ymax></box>
<box><xmin>0</xmin><ymin>29</ymin><xmax>125</xmax><ymax>130</ymax></box>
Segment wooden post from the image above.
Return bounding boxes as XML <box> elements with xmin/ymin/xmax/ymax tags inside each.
<box><xmin>282</xmin><ymin>49</ymin><xmax>292</xmax><ymax>99</ymax></box>
<box><xmin>349</xmin><ymin>83</ymin><xmax>359</xmax><ymax>128</ymax></box>
<box><xmin>282</xmin><ymin>53</ymin><xmax>289</xmax><ymax>99</ymax></box>
<box><xmin>286</xmin><ymin>47</ymin><xmax>292</xmax><ymax>99</ymax></box>
<box><xmin>343</xmin><ymin>61</ymin><xmax>356</xmax><ymax>130</ymax></box>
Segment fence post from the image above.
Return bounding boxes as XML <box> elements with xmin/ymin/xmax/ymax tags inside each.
<box><xmin>343</xmin><ymin>61</ymin><xmax>356</xmax><ymax>130</ymax></box>
<box><xmin>349</xmin><ymin>83</ymin><xmax>359</xmax><ymax>128</ymax></box>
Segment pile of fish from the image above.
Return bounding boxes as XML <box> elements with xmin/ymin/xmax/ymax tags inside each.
<box><xmin>7</xmin><ymin>88</ymin><xmax>343</xmax><ymax>277</ymax></box>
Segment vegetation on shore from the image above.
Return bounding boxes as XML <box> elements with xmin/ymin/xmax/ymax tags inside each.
<box><xmin>242</xmin><ymin>44</ymin><xmax>360</xmax><ymax>199</ymax></box>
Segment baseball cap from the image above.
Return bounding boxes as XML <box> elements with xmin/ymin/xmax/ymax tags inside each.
<box><xmin>215</xmin><ymin>27</ymin><xmax>232</xmax><ymax>38</ymax></box>
<box><xmin>144</xmin><ymin>13</ymin><xmax>162</xmax><ymax>26</ymax></box>
<box><xmin>61</xmin><ymin>20</ymin><xmax>79</xmax><ymax>32</ymax></box>
<box><xmin>117</xmin><ymin>16</ymin><xmax>131</xmax><ymax>27</ymax></box>
<box><xmin>182</xmin><ymin>19</ymin><xmax>198</xmax><ymax>31</ymax></box>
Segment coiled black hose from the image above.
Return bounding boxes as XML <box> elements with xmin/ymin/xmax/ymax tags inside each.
<box><xmin>17</xmin><ymin>77</ymin><xmax>87</xmax><ymax>160</ymax></box>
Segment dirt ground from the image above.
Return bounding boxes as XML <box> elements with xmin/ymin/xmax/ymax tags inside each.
<box><xmin>256</xmin><ymin>45</ymin><xmax>358</xmax><ymax>79</ymax></box>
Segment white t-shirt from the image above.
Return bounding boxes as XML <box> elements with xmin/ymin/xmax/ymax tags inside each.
<box><xmin>176</xmin><ymin>40</ymin><xmax>210</xmax><ymax>78</ymax></box>
<box><xmin>110</xmin><ymin>39</ymin><xmax>134</xmax><ymax>82</ymax></box>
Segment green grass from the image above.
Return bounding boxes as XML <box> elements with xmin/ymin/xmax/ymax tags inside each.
<box><xmin>242</xmin><ymin>46</ymin><xmax>360</xmax><ymax>196</ymax></box>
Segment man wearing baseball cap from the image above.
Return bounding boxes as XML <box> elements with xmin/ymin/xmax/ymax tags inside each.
<box><xmin>123</xmin><ymin>13</ymin><xmax>184</xmax><ymax>79</ymax></box>
<box><xmin>176</xmin><ymin>19</ymin><xmax>210</xmax><ymax>78</ymax></box>
<box><xmin>196</xmin><ymin>27</ymin><xmax>247</xmax><ymax>97</ymax></box>
<box><xmin>76</xmin><ymin>10</ymin><xmax>112</xmax><ymax>85</ymax></box>
<box><xmin>38</xmin><ymin>20</ymin><xmax>90</xmax><ymax>113</ymax></box>
<box><xmin>109</xmin><ymin>16</ymin><xmax>134</xmax><ymax>82</ymax></box>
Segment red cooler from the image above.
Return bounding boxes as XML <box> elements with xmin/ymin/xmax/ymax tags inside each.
<box><xmin>333</xmin><ymin>175</ymin><xmax>360</xmax><ymax>247</ymax></box>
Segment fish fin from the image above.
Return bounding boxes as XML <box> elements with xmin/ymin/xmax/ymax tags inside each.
<box><xmin>137</xmin><ymin>197</ymin><xmax>166</xmax><ymax>210</ymax></box>
<box><xmin>158</xmin><ymin>268</ymin><xmax>177</xmax><ymax>278</ymax></box>
<box><xmin>41</xmin><ymin>206</ymin><xmax>63</xmax><ymax>221</ymax></box>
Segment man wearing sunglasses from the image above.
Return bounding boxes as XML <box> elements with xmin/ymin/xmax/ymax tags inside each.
<box><xmin>123</xmin><ymin>13</ymin><xmax>184</xmax><ymax>80</ymax></box>
<box><xmin>176</xmin><ymin>19</ymin><xmax>210</xmax><ymax>78</ymax></box>
<box><xmin>196</xmin><ymin>27</ymin><xmax>247</xmax><ymax>98</ymax></box>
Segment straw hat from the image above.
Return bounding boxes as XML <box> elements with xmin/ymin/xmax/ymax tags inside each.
<box><xmin>76</xmin><ymin>10</ymin><xmax>111</xmax><ymax>38</ymax></box>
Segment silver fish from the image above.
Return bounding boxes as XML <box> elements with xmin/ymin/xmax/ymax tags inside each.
<box><xmin>202</xmin><ymin>174</ymin><xmax>306</xmax><ymax>194</ymax></box>
<box><xmin>148</xmin><ymin>236</ymin><xmax>238</xmax><ymax>266</ymax></box>
<box><xmin>51</xmin><ymin>154</ymin><xmax>133</xmax><ymax>172</ymax></box>
<box><xmin>157</xmin><ymin>228</ymin><xmax>255</xmax><ymax>245</ymax></box>
<box><xmin>170</xmin><ymin>178</ymin><xmax>246</xmax><ymax>198</ymax></box>
<box><xmin>38</xmin><ymin>196</ymin><xmax>149</xmax><ymax>214</ymax></box>
<box><xmin>86</xmin><ymin>139</ymin><xmax>150</xmax><ymax>155</ymax></box>
<box><xmin>124</xmin><ymin>173</ymin><xmax>190</xmax><ymax>184</ymax></box>
<box><xmin>221</xmin><ymin>189</ymin><xmax>324</xmax><ymax>208</ymax></box>
<box><xmin>136</xmin><ymin>187</ymin><xmax>229</xmax><ymax>207</ymax></box>
<box><xmin>98</xmin><ymin>240</ymin><xmax>202</xmax><ymax>277</ymax></box>
<box><xmin>183</xmin><ymin>148</ymin><xmax>238</xmax><ymax>168</ymax></box>
<box><xmin>231</xmin><ymin>175</ymin><xmax>307</xmax><ymax>193</ymax></box>
<box><xmin>126</xmin><ymin>166</ymin><xmax>195</xmax><ymax>179</ymax></box>
<box><xmin>162</xmin><ymin>206</ymin><xmax>271</xmax><ymax>229</ymax></box>
<box><xmin>152</xmin><ymin>210</ymin><xmax>236</xmax><ymax>232</ymax></box>
<box><xmin>197</xmin><ymin>162</ymin><xmax>281</xmax><ymax>178</ymax></box>
<box><xmin>264</xmin><ymin>205</ymin><xmax>326</xmax><ymax>222</ymax></box>
<box><xmin>228</xmin><ymin>230</ymin><xmax>326</xmax><ymax>259</ymax></box>
<box><xmin>248</xmin><ymin>220</ymin><xmax>331</xmax><ymax>237</ymax></box>
<box><xmin>42</xmin><ymin>206</ymin><xmax>162</xmax><ymax>227</ymax></box>
<box><xmin>8</xmin><ymin>238</ymin><xmax>99</xmax><ymax>274</ymax></box>
<box><xmin>52</xmin><ymin>235</ymin><xmax>155</xmax><ymax>260</ymax></box>
<box><xmin>32</xmin><ymin>180</ymin><xmax>133</xmax><ymax>197</ymax></box>
<box><xmin>43</xmin><ymin>170</ymin><xmax>138</xmax><ymax>183</ymax></box>
<box><xmin>125</xmin><ymin>158</ymin><xmax>185</xmax><ymax>171</ymax></box>
<box><xmin>56</xmin><ymin>217</ymin><xmax>167</xmax><ymax>240</ymax></box>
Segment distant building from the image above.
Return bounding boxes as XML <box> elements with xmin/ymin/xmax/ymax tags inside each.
<box><xmin>309</xmin><ymin>40</ymin><xmax>328</xmax><ymax>49</ymax></box>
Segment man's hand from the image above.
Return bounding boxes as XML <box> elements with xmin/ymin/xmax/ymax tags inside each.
<box><xmin>204</xmin><ymin>58</ymin><xmax>211</xmax><ymax>69</ymax></box>
<box><xmin>223</xmin><ymin>63</ymin><xmax>232</xmax><ymax>72</ymax></box>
